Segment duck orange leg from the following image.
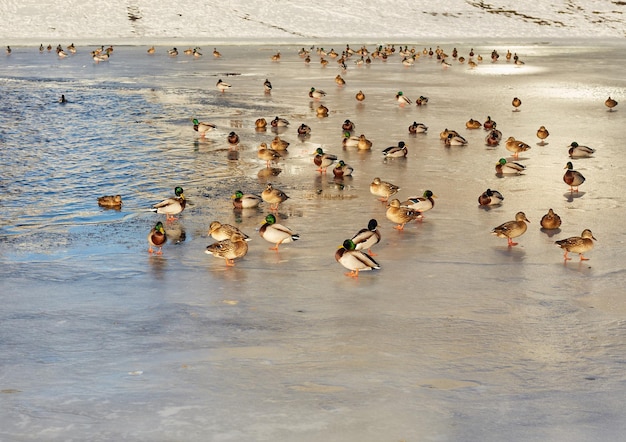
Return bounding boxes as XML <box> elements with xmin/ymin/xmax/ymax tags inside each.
<box><xmin>507</xmin><ymin>238</ymin><xmax>518</xmax><ymax>246</ymax></box>
<box><xmin>345</xmin><ymin>270</ymin><xmax>359</xmax><ymax>278</ymax></box>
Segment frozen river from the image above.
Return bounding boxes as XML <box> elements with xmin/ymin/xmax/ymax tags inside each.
<box><xmin>1</xmin><ymin>41</ymin><xmax>626</xmax><ymax>441</ymax></box>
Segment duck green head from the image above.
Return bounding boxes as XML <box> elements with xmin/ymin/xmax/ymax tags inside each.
<box><xmin>367</xmin><ymin>219</ymin><xmax>378</xmax><ymax>231</ymax></box>
<box><xmin>565</xmin><ymin>161</ymin><xmax>574</xmax><ymax>170</ymax></box>
<box><xmin>337</xmin><ymin>160</ymin><xmax>346</xmax><ymax>167</ymax></box>
<box><xmin>423</xmin><ymin>190</ymin><xmax>434</xmax><ymax>198</ymax></box>
<box><xmin>342</xmin><ymin>239</ymin><xmax>357</xmax><ymax>251</ymax></box>
<box><xmin>233</xmin><ymin>190</ymin><xmax>244</xmax><ymax>199</ymax></box>
<box><xmin>174</xmin><ymin>186</ymin><xmax>184</xmax><ymax>197</ymax></box>
<box><xmin>315</xmin><ymin>147</ymin><xmax>324</xmax><ymax>155</ymax></box>
<box><xmin>154</xmin><ymin>221</ymin><xmax>165</xmax><ymax>234</ymax></box>
<box><xmin>343</xmin><ymin>130</ymin><xmax>351</xmax><ymax>138</ymax></box>
<box><xmin>570</xmin><ymin>141</ymin><xmax>579</xmax><ymax>147</ymax></box>
<box><xmin>498</xmin><ymin>158</ymin><xmax>507</xmax><ymax>165</ymax></box>
<box><xmin>397</xmin><ymin>91</ymin><xmax>404</xmax><ymax>96</ymax></box>
<box><xmin>264</xmin><ymin>214</ymin><xmax>277</xmax><ymax>225</ymax></box>
<box><xmin>192</xmin><ymin>118</ymin><xmax>199</xmax><ymax>125</ymax></box>
<box><xmin>310</xmin><ymin>87</ymin><xmax>316</xmax><ymax>92</ymax></box>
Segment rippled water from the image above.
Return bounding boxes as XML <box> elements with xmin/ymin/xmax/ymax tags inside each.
<box><xmin>1</xmin><ymin>41</ymin><xmax>626</xmax><ymax>441</ymax></box>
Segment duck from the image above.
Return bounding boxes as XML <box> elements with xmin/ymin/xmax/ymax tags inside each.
<box><xmin>483</xmin><ymin>116</ymin><xmax>496</xmax><ymax>130</ymax></box>
<box><xmin>445</xmin><ymin>133</ymin><xmax>468</xmax><ymax>146</ymax></box>
<box><xmin>496</xmin><ymin>158</ymin><xmax>526</xmax><ymax>175</ymax></box>
<box><xmin>478</xmin><ymin>189</ymin><xmax>504</xmax><ymax>206</ymax></box>
<box><xmin>314</xmin><ymin>148</ymin><xmax>338</xmax><ymax>173</ymax></box>
<box><xmin>396</xmin><ymin>91</ymin><xmax>412</xmax><ymax>106</ymax></box>
<box><xmin>261</xmin><ymin>183</ymin><xmax>289</xmax><ymax>210</ymax></box>
<box><xmin>208</xmin><ymin>221</ymin><xmax>250</xmax><ymax>242</ymax></box>
<box><xmin>167</xmin><ymin>47</ymin><xmax>178</xmax><ymax>56</ymax></box>
<box><xmin>332</xmin><ymin>160</ymin><xmax>354</xmax><ymax>178</ymax></box>
<box><xmin>227</xmin><ymin>131</ymin><xmax>240</xmax><ymax>145</ymax></box>
<box><xmin>193</xmin><ymin>48</ymin><xmax>202</xmax><ymax>57</ymax></box>
<box><xmin>563</xmin><ymin>161</ymin><xmax>585</xmax><ymax>192</ymax></box>
<box><xmin>335</xmin><ymin>239</ymin><xmax>381</xmax><ymax>278</ymax></box>
<box><xmin>605</xmin><ymin>97</ymin><xmax>618</xmax><ymax>111</ymax></box>
<box><xmin>258</xmin><ymin>143</ymin><xmax>281</xmax><ymax>167</ymax></box>
<box><xmin>342</xmin><ymin>119</ymin><xmax>356</xmax><ymax>132</ymax></box>
<box><xmin>536</xmin><ymin>126</ymin><xmax>550</xmax><ymax>145</ymax></box>
<box><xmin>259</xmin><ymin>214</ymin><xmax>299</xmax><ymax>250</ymax></box>
<box><xmin>316</xmin><ymin>104</ymin><xmax>329</xmax><ymax>117</ymax></box>
<box><xmin>297</xmin><ymin>123</ymin><xmax>311</xmax><ymax>136</ymax></box>
<box><xmin>147</xmin><ymin>46</ymin><xmax>155</xmax><ymax>54</ymax></box>
<box><xmin>255</xmin><ymin>118</ymin><xmax>267</xmax><ymax>131</ymax></box>
<box><xmin>192</xmin><ymin>118</ymin><xmax>216</xmax><ymax>136</ymax></box>
<box><xmin>309</xmin><ymin>87</ymin><xmax>326</xmax><ymax>100</ymax></box>
<box><xmin>183</xmin><ymin>48</ymin><xmax>193</xmax><ymax>55</ymax></box>
<box><xmin>386</xmin><ymin>199</ymin><xmax>421</xmax><ymax>230</ymax></box>
<box><xmin>205</xmin><ymin>233</ymin><xmax>249</xmax><ymax>266</ymax></box>
<box><xmin>540</xmin><ymin>208</ymin><xmax>562</xmax><ymax>230</ymax></box>
<box><xmin>568</xmin><ymin>142</ymin><xmax>595</xmax><ymax>158</ymax></box>
<box><xmin>263</xmin><ymin>78</ymin><xmax>272</xmax><ymax>93</ymax></box>
<box><xmin>512</xmin><ymin>97</ymin><xmax>522</xmax><ymax>111</ymax></box>
<box><xmin>355</xmin><ymin>90</ymin><xmax>365</xmax><ymax>101</ymax></box>
<box><xmin>97</xmin><ymin>194</ymin><xmax>122</xmax><ymax>208</ymax></box>
<box><xmin>485</xmin><ymin>129</ymin><xmax>503</xmax><ymax>146</ymax></box>
<box><xmin>382</xmin><ymin>141</ymin><xmax>408</xmax><ymax>158</ymax></box>
<box><xmin>271</xmin><ymin>116</ymin><xmax>290</xmax><ymax>128</ymax></box>
<box><xmin>151</xmin><ymin>186</ymin><xmax>186</xmax><ymax>220</ymax></box>
<box><xmin>216</xmin><ymin>79</ymin><xmax>231</xmax><ymax>92</ymax></box>
<box><xmin>466</xmin><ymin>119</ymin><xmax>482</xmax><ymax>129</ymax></box>
<box><xmin>232</xmin><ymin>190</ymin><xmax>262</xmax><ymax>209</ymax></box>
<box><xmin>408</xmin><ymin>122</ymin><xmax>428</xmax><ymax>134</ymax></box>
<box><xmin>342</xmin><ymin>131</ymin><xmax>360</xmax><ymax>148</ymax></box>
<box><xmin>440</xmin><ymin>128</ymin><xmax>459</xmax><ymax>140</ymax></box>
<box><xmin>505</xmin><ymin>137</ymin><xmax>531</xmax><ymax>159</ymax></box>
<box><xmin>270</xmin><ymin>136</ymin><xmax>289</xmax><ymax>151</ymax></box>
<box><xmin>357</xmin><ymin>134</ymin><xmax>373</xmax><ymax>150</ymax></box>
<box><xmin>492</xmin><ymin>211</ymin><xmax>530</xmax><ymax>246</ymax></box>
<box><xmin>350</xmin><ymin>219</ymin><xmax>381</xmax><ymax>256</ymax></box>
<box><xmin>212</xmin><ymin>48</ymin><xmax>222</xmax><ymax>58</ymax></box>
<box><xmin>335</xmin><ymin>74</ymin><xmax>346</xmax><ymax>86</ymax></box>
<box><xmin>415</xmin><ymin>96</ymin><xmax>429</xmax><ymax>106</ymax></box>
<box><xmin>370</xmin><ymin>177</ymin><xmax>400</xmax><ymax>201</ymax></box>
<box><xmin>147</xmin><ymin>221</ymin><xmax>167</xmax><ymax>254</ymax></box>
<box><xmin>271</xmin><ymin>51</ymin><xmax>281</xmax><ymax>61</ymax></box>
<box><xmin>555</xmin><ymin>229</ymin><xmax>596</xmax><ymax>261</ymax></box>
<box><xmin>402</xmin><ymin>190</ymin><xmax>436</xmax><ymax>215</ymax></box>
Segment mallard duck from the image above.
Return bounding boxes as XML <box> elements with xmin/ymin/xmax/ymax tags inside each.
<box><xmin>335</xmin><ymin>239</ymin><xmax>381</xmax><ymax>278</ymax></box>
<box><xmin>370</xmin><ymin>177</ymin><xmax>400</xmax><ymax>201</ymax></box>
<box><xmin>536</xmin><ymin>126</ymin><xmax>550</xmax><ymax>145</ymax></box>
<box><xmin>408</xmin><ymin>122</ymin><xmax>428</xmax><ymax>134</ymax></box>
<box><xmin>478</xmin><ymin>189</ymin><xmax>504</xmax><ymax>206</ymax></box>
<box><xmin>270</xmin><ymin>136</ymin><xmax>289</xmax><ymax>151</ymax></box>
<box><xmin>232</xmin><ymin>190</ymin><xmax>262</xmax><ymax>209</ymax></box>
<box><xmin>466</xmin><ymin>119</ymin><xmax>482</xmax><ymax>129</ymax></box>
<box><xmin>357</xmin><ymin>134</ymin><xmax>373</xmax><ymax>150</ymax></box>
<box><xmin>350</xmin><ymin>219</ymin><xmax>381</xmax><ymax>256</ymax></box>
<box><xmin>227</xmin><ymin>131</ymin><xmax>240</xmax><ymax>145</ymax></box>
<box><xmin>148</xmin><ymin>221</ymin><xmax>167</xmax><ymax>254</ymax></box>
<box><xmin>563</xmin><ymin>161</ymin><xmax>585</xmax><ymax>192</ymax></box>
<box><xmin>605</xmin><ymin>97</ymin><xmax>618</xmax><ymax>112</ymax></box>
<box><xmin>205</xmin><ymin>233</ymin><xmax>248</xmax><ymax>266</ymax></box>
<box><xmin>496</xmin><ymin>158</ymin><xmax>526</xmax><ymax>175</ymax></box>
<box><xmin>167</xmin><ymin>47</ymin><xmax>178</xmax><ymax>56</ymax></box>
<box><xmin>332</xmin><ymin>160</ymin><xmax>353</xmax><ymax>178</ymax></box>
<box><xmin>98</xmin><ymin>194</ymin><xmax>122</xmax><ymax>208</ymax></box>
<box><xmin>216</xmin><ymin>79</ymin><xmax>231</xmax><ymax>92</ymax></box>
<box><xmin>208</xmin><ymin>221</ymin><xmax>250</xmax><ymax>242</ymax></box>
<box><xmin>255</xmin><ymin>118</ymin><xmax>268</xmax><ymax>131</ymax></box>
<box><xmin>314</xmin><ymin>148</ymin><xmax>338</xmax><ymax>173</ymax></box>
<box><xmin>386</xmin><ymin>199</ymin><xmax>421</xmax><ymax>230</ymax></box>
<box><xmin>271</xmin><ymin>51</ymin><xmax>281</xmax><ymax>61</ymax></box>
<box><xmin>297</xmin><ymin>124</ymin><xmax>311</xmax><ymax>136</ymax></box>
<box><xmin>485</xmin><ymin>129</ymin><xmax>502</xmax><ymax>146</ymax></box>
<box><xmin>342</xmin><ymin>119</ymin><xmax>355</xmax><ymax>132</ymax></box>
<box><xmin>193</xmin><ymin>48</ymin><xmax>202</xmax><ymax>57</ymax></box>
<box><xmin>147</xmin><ymin>46</ymin><xmax>155</xmax><ymax>54</ymax></box>
<box><xmin>445</xmin><ymin>133</ymin><xmax>468</xmax><ymax>146</ymax></box>
<box><xmin>402</xmin><ymin>190</ymin><xmax>436</xmax><ymax>215</ymax></box>
<box><xmin>316</xmin><ymin>104</ymin><xmax>329</xmax><ymax>117</ymax></box>
<box><xmin>396</xmin><ymin>91</ymin><xmax>412</xmax><ymax>106</ymax></box>
<box><xmin>355</xmin><ymin>90</ymin><xmax>365</xmax><ymax>101</ymax></box>
<box><xmin>152</xmin><ymin>186</ymin><xmax>186</xmax><ymax>220</ymax></box>
<box><xmin>192</xmin><ymin>118</ymin><xmax>216</xmax><ymax>136</ymax></box>
<box><xmin>505</xmin><ymin>137</ymin><xmax>531</xmax><ymax>159</ymax></box>
<box><xmin>416</xmin><ymin>95</ymin><xmax>429</xmax><ymax>106</ymax></box>
<box><xmin>258</xmin><ymin>143</ymin><xmax>281</xmax><ymax>167</ymax></box>
<box><xmin>183</xmin><ymin>48</ymin><xmax>193</xmax><ymax>55</ymax></box>
<box><xmin>212</xmin><ymin>48</ymin><xmax>221</xmax><ymax>58</ymax></box>
<box><xmin>261</xmin><ymin>183</ymin><xmax>289</xmax><ymax>210</ymax></box>
<box><xmin>492</xmin><ymin>211</ymin><xmax>530</xmax><ymax>246</ymax></box>
<box><xmin>483</xmin><ymin>116</ymin><xmax>496</xmax><ymax>130</ymax></box>
<box><xmin>555</xmin><ymin>229</ymin><xmax>596</xmax><ymax>261</ymax></box>
<box><xmin>382</xmin><ymin>141</ymin><xmax>408</xmax><ymax>158</ymax></box>
<box><xmin>263</xmin><ymin>79</ymin><xmax>272</xmax><ymax>93</ymax></box>
<box><xmin>271</xmin><ymin>116</ymin><xmax>290</xmax><ymax>128</ymax></box>
<box><xmin>342</xmin><ymin>131</ymin><xmax>360</xmax><ymax>148</ymax></box>
<box><xmin>259</xmin><ymin>214</ymin><xmax>299</xmax><ymax>250</ymax></box>
<box><xmin>540</xmin><ymin>208</ymin><xmax>562</xmax><ymax>230</ymax></box>
<box><xmin>309</xmin><ymin>87</ymin><xmax>326</xmax><ymax>100</ymax></box>
<box><xmin>335</xmin><ymin>74</ymin><xmax>346</xmax><ymax>86</ymax></box>
<box><xmin>512</xmin><ymin>97</ymin><xmax>522</xmax><ymax>111</ymax></box>
<box><xmin>440</xmin><ymin>128</ymin><xmax>460</xmax><ymax>140</ymax></box>
<box><xmin>568</xmin><ymin>142</ymin><xmax>595</xmax><ymax>158</ymax></box>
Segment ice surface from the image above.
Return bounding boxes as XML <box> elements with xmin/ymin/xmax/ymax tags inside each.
<box><xmin>1</xmin><ymin>40</ymin><xmax>626</xmax><ymax>441</ymax></box>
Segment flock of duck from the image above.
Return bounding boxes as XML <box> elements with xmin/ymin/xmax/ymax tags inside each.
<box><xmin>87</xmin><ymin>42</ymin><xmax>617</xmax><ymax>276</ymax></box>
